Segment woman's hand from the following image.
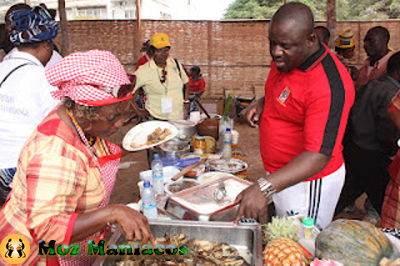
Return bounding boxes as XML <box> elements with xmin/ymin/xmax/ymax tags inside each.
<box><xmin>136</xmin><ymin>108</ymin><xmax>150</xmax><ymax>121</ymax></box>
<box><xmin>184</xmin><ymin>102</ymin><xmax>190</xmax><ymax>119</ymax></box>
<box><xmin>112</xmin><ymin>204</ymin><xmax>156</xmax><ymax>243</ymax></box>
<box><xmin>71</xmin><ymin>204</ymin><xmax>155</xmax><ymax>244</ymax></box>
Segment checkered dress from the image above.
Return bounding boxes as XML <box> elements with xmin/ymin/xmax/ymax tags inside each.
<box><xmin>0</xmin><ymin>110</ymin><xmax>121</xmax><ymax>266</ymax></box>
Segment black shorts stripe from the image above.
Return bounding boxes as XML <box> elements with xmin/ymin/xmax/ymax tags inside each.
<box><xmin>319</xmin><ymin>54</ymin><xmax>346</xmax><ymax>156</ymax></box>
<box><xmin>308</xmin><ymin>179</ymin><xmax>322</xmax><ymax>221</ymax></box>
<box><xmin>314</xmin><ymin>179</ymin><xmax>322</xmax><ymax>221</ymax></box>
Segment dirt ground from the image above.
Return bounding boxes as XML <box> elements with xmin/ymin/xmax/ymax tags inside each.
<box><xmin>109</xmin><ymin>117</ymin><xmax>264</xmax><ymax>205</ymax></box>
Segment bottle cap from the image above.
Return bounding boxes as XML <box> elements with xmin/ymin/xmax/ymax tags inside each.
<box><xmin>144</xmin><ymin>180</ymin><xmax>151</xmax><ymax>187</ymax></box>
<box><xmin>302</xmin><ymin>217</ymin><xmax>315</xmax><ymax>227</ymax></box>
<box><xmin>226</xmin><ymin>128</ymin><xmax>231</xmax><ymax>132</ymax></box>
<box><xmin>153</xmin><ymin>154</ymin><xmax>160</xmax><ymax>160</ymax></box>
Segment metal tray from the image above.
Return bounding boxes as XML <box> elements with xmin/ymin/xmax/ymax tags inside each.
<box><xmin>93</xmin><ymin>220</ymin><xmax>263</xmax><ymax>266</ymax></box>
<box><xmin>164</xmin><ymin>175</ymin><xmax>251</xmax><ymax>221</ymax></box>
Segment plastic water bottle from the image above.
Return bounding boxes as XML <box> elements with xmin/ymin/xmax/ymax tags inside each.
<box><xmin>151</xmin><ymin>154</ymin><xmax>164</xmax><ymax>194</ymax></box>
<box><xmin>141</xmin><ymin>180</ymin><xmax>158</xmax><ymax>220</ymax></box>
<box><xmin>222</xmin><ymin>128</ymin><xmax>232</xmax><ymax>160</ymax></box>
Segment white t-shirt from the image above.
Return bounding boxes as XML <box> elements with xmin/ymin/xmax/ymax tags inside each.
<box><xmin>3</xmin><ymin>47</ymin><xmax>63</xmax><ymax>68</ymax></box>
<box><xmin>0</xmin><ymin>50</ymin><xmax>59</xmax><ymax>169</ymax></box>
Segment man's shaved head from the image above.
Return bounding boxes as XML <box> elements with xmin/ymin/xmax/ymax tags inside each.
<box><xmin>268</xmin><ymin>2</ymin><xmax>319</xmax><ymax>72</ymax></box>
<box><xmin>271</xmin><ymin>2</ymin><xmax>315</xmax><ymax>37</ymax></box>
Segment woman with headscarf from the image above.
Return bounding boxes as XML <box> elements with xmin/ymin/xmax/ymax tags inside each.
<box><xmin>0</xmin><ymin>50</ymin><xmax>155</xmax><ymax>266</ymax></box>
<box><xmin>0</xmin><ymin>6</ymin><xmax>60</xmax><ymax>205</ymax></box>
<box><xmin>131</xmin><ymin>33</ymin><xmax>190</xmax><ymax>121</ymax></box>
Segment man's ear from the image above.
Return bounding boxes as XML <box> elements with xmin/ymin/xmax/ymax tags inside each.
<box><xmin>307</xmin><ymin>31</ymin><xmax>317</xmax><ymax>47</ymax></box>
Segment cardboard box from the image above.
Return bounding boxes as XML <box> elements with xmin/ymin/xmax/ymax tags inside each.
<box><xmin>199</xmin><ymin>98</ymin><xmax>224</xmax><ymax>116</ymax></box>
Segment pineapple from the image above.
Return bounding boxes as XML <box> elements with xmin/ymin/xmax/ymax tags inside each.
<box><xmin>263</xmin><ymin>216</ymin><xmax>299</xmax><ymax>243</ymax></box>
<box><xmin>263</xmin><ymin>237</ymin><xmax>307</xmax><ymax>266</ymax></box>
<box><xmin>262</xmin><ymin>217</ymin><xmax>307</xmax><ymax>266</ymax></box>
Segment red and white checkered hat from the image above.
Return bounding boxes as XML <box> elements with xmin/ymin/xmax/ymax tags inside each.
<box><xmin>46</xmin><ymin>49</ymin><xmax>132</xmax><ymax>106</ymax></box>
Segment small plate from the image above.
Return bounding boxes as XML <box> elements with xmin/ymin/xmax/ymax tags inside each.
<box><xmin>122</xmin><ymin>121</ymin><xmax>178</xmax><ymax>151</ymax></box>
<box><xmin>197</xmin><ymin>171</ymin><xmax>235</xmax><ymax>183</ymax></box>
<box><xmin>174</xmin><ymin>157</ymin><xmax>201</xmax><ymax>169</ymax></box>
<box><xmin>208</xmin><ymin>158</ymin><xmax>248</xmax><ymax>173</ymax></box>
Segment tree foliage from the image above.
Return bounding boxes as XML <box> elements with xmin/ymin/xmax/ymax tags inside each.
<box><xmin>223</xmin><ymin>0</ymin><xmax>400</xmax><ymax>20</ymax></box>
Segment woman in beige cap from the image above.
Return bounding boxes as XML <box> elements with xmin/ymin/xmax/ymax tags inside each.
<box><xmin>131</xmin><ymin>33</ymin><xmax>190</xmax><ymax>121</ymax></box>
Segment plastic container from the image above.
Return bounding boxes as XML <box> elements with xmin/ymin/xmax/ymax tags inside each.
<box><xmin>231</xmin><ymin>130</ymin><xmax>239</xmax><ymax>145</ymax></box>
<box><xmin>193</xmin><ymin>136</ymin><xmax>206</xmax><ymax>155</ymax></box>
<box><xmin>302</xmin><ymin>217</ymin><xmax>315</xmax><ymax>239</ymax></box>
<box><xmin>140</xmin><ymin>166</ymin><xmax>180</xmax><ymax>183</ymax></box>
<box><xmin>141</xmin><ymin>180</ymin><xmax>158</xmax><ymax>220</ymax></box>
<box><xmin>222</xmin><ymin>128</ymin><xmax>232</xmax><ymax>160</ymax></box>
<box><xmin>151</xmin><ymin>154</ymin><xmax>164</xmax><ymax>194</ymax></box>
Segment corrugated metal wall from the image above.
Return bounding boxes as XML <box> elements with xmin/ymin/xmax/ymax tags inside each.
<box><xmin>55</xmin><ymin>19</ymin><xmax>400</xmax><ymax>98</ymax></box>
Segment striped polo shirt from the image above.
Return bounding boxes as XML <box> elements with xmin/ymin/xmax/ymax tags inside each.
<box><xmin>260</xmin><ymin>44</ymin><xmax>355</xmax><ymax>181</ymax></box>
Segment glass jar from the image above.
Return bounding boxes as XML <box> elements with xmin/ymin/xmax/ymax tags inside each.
<box><xmin>193</xmin><ymin>136</ymin><xmax>206</xmax><ymax>155</ymax></box>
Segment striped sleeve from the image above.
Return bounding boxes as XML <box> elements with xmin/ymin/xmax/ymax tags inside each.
<box><xmin>304</xmin><ymin>54</ymin><xmax>346</xmax><ymax>156</ymax></box>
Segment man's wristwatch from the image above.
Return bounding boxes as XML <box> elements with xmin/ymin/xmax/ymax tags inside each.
<box><xmin>257</xmin><ymin>178</ymin><xmax>276</xmax><ymax>199</ymax></box>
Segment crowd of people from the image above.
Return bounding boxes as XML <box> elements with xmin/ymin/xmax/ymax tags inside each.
<box><xmin>0</xmin><ymin>1</ymin><xmax>399</xmax><ymax>265</ymax></box>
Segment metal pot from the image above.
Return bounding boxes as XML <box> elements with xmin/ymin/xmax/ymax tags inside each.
<box><xmin>169</xmin><ymin>120</ymin><xmax>197</xmax><ymax>141</ymax></box>
<box><xmin>158</xmin><ymin>139</ymin><xmax>190</xmax><ymax>159</ymax></box>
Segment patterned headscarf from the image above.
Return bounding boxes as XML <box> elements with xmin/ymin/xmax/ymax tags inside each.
<box><xmin>46</xmin><ymin>50</ymin><xmax>133</xmax><ymax>106</ymax></box>
<box><xmin>9</xmin><ymin>6</ymin><xmax>58</xmax><ymax>44</ymax></box>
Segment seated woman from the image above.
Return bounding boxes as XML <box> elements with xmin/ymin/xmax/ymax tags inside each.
<box><xmin>188</xmin><ymin>66</ymin><xmax>206</xmax><ymax>112</ymax></box>
<box><xmin>0</xmin><ymin>50</ymin><xmax>155</xmax><ymax>265</ymax></box>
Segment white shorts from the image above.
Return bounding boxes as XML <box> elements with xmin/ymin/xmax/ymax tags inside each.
<box><xmin>272</xmin><ymin>164</ymin><xmax>345</xmax><ymax>229</ymax></box>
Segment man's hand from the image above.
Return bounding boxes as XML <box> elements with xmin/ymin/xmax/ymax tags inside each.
<box><xmin>245</xmin><ymin>97</ymin><xmax>265</xmax><ymax>127</ymax></box>
<box><xmin>113</xmin><ymin>205</ymin><xmax>156</xmax><ymax>243</ymax></box>
<box><xmin>234</xmin><ymin>183</ymin><xmax>269</xmax><ymax>224</ymax></box>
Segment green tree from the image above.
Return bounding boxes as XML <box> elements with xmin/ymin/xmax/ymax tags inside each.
<box><xmin>224</xmin><ymin>0</ymin><xmax>400</xmax><ymax>20</ymax></box>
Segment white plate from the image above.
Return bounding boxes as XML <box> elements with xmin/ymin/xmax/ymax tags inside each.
<box><xmin>208</xmin><ymin>158</ymin><xmax>248</xmax><ymax>173</ymax></box>
<box><xmin>122</xmin><ymin>121</ymin><xmax>178</xmax><ymax>151</ymax></box>
<box><xmin>197</xmin><ymin>171</ymin><xmax>235</xmax><ymax>183</ymax></box>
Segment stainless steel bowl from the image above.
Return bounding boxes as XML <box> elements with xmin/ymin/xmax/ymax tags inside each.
<box><xmin>169</xmin><ymin>120</ymin><xmax>197</xmax><ymax>141</ymax></box>
<box><xmin>158</xmin><ymin>139</ymin><xmax>190</xmax><ymax>159</ymax></box>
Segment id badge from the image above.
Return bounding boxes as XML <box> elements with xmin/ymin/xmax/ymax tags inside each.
<box><xmin>161</xmin><ymin>97</ymin><xmax>173</xmax><ymax>114</ymax></box>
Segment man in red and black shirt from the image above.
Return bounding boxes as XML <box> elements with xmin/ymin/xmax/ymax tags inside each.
<box><xmin>235</xmin><ymin>2</ymin><xmax>355</xmax><ymax>229</ymax></box>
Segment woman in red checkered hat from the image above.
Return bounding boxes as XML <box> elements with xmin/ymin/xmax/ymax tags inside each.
<box><xmin>0</xmin><ymin>49</ymin><xmax>155</xmax><ymax>266</ymax></box>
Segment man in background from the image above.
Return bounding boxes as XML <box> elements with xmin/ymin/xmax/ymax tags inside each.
<box><xmin>336</xmin><ymin>51</ymin><xmax>400</xmax><ymax>220</ymax></box>
<box><xmin>315</xmin><ymin>25</ymin><xmax>330</xmax><ymax>45</ymax></box>
<box><xmin>355</xmin><ymin>26</ymin><xmax>394</xmax><ymax>89</ymax></box>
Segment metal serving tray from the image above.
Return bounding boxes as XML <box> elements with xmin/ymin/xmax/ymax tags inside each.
<box><xmin>164</xmin><ymin>175</ymin><xmax>251</xmax><ymax>221</ymax></box>
<box><xmin>94</xmin><ymin>220</ymin><xmax>263</xmax><ymax>266</ymax></box>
